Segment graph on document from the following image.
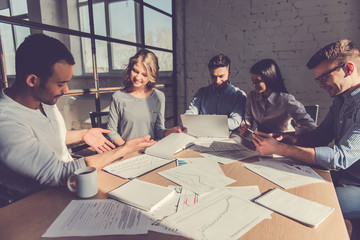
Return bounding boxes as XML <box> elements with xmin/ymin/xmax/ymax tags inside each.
<box><xmin>103</xmin><ymin>154</ymin><xmax>173</xmax><ymax>179</ymax></box>
<box><xmin>158</xmin><ymin>165</ymin><xmax>235</xmax><ymax>195</ymax></box>
<box><xmin>166</xmin><ymin>193</ymin><xmax>269</xmax><ymax>240</ymax></box>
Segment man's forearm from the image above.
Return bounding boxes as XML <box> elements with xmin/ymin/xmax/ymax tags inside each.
<box><xmin>276</xmin><ymin>142</ymin><xmax>317</xmax><ymax>166</ymax></box>
<box><xmin>84</xmin><ymin>145</ymin><xmax>128</xmax><ymax>170</ymax></box>
<box><xmin>66</xmin><ymin>130</ymin><xmax>88</xmax><ymax>145</ymax></box>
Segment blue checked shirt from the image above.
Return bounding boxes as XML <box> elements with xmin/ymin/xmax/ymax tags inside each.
<box><xmin>314</xmin><ymin>87</ymin><xmax>360</xmax><ymax>185</ymax></box>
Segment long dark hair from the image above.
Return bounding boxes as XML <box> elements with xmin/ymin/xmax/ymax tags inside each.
<box><xmin>250</xmin><ymin>59</ymin><xmax>288</xmax><ymax>93</ymax></box>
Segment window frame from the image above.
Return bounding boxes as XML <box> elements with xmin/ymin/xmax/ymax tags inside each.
<box><xmin>0</xmin><ymin>0</ymin><xmax>177</xmax><ymax>123</ymax></box>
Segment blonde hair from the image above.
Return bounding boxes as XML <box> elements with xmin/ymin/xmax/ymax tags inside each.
<box><xmin>123</xmin><ymin>49</ymin><xmax>159</xmax><ymax>90</ymax></box>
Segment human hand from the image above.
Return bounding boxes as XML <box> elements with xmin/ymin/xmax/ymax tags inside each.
<box><xmin>239</xmin><ymin>123</ymin><xmax>250</xmax><ymax>137</ymax></box>
<box><xmin>123</xmin><ymin>135</ymin><xmax>156</xmax><ymax>154</ymax></box>
<box><xmin>269</xmin><ymin>132</ymin><xmax>283</xmax><ymax>141</ymax></box>
<box><xmin>270</xmin><ymin>132</ymin><xmax>297</xmax><ymax>145</ymax></box>
<box><xmin>164</xmin><ymin>126</ymin><xmax>187</xmax><ymax>137</ymax></box>
<box><xmin>252</xmin><ymin>130</ymin><xmax>280</xmax><ymax>155</ymax></box>
<box><xmin>82</xmin><ymin>128</ymin><xmax>116</xmax><ymax>153</ymax></box>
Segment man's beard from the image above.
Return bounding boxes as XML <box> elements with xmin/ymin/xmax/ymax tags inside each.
<box><xmin>214</xmin><ymin>80</ymin><xmax>230</xmax><ymax>91</ymax></box>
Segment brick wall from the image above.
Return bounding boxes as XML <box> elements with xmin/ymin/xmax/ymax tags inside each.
<box><xmin>175</xmin><ymin>0</ymin><xmax>360</xmax><ymax>123</ymax></box>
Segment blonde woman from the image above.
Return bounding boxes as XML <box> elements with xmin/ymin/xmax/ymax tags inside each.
<box><xmin>107</xmin><ymin>49</ymin><xmax>182</xmax><ymax>146</ymax></box>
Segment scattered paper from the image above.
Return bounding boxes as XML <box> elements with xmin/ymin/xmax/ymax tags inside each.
<box><xmin>201</xmin><ymin>146</ymin><xmax>258</xmax><ymax>164</ymax></box>
<box><xmin>158</xmin><ymin>162</ymin><xmax>235</xmax><ymax>195</ymax></box>
<box><xmin>243</xmin><ymin>158</ymin><xmax>326</xmax><ymax>189</ymax></box>
<box><xmin>166</xmin><ymin>189</ymin><xmax>270</xmax><ymax>240</ymax></box>
<box><xmin>103</xmin><ymin>154</ymin><xmax>173</xmax><ymax>179</ymax></box>
<box><xmin>42</xmin><ymin>199</ymin><xmax>150</xmax><ymax>237</ymax></box>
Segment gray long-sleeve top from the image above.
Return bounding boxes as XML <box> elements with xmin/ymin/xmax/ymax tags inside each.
<box><xmin>107</xmin><ymin>88</ymin><xmax>167</xmax><ymax>142</ymax></box>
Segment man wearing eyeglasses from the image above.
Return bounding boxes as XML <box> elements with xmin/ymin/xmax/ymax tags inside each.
<box><xmin>252</xmin><ymin>39</ymin><xmax>360</xmax><ymax>223</ymax></box>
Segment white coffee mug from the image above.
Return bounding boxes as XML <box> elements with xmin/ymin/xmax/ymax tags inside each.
<box><xmin>67</xmin><ymin>167</ymin><xmax>98</xmax><ymax>198</ymax></box>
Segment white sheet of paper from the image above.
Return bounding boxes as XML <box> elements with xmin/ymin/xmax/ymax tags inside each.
<box><xmin>158</xmin><ymin>163</ymin><xmax>235</xmax><ymax>195</ymax></box>
<box><xmin>243</xmin><ymin>158</ymin><xmax>326</xmax><ymax>189</ymax></box>
<box><xmin>255</xmin><ymin>188</ymin><xmax>334</xmax><ymax>228</ymax></box>
<box><xmin>42</xmin><ymin>199</ymin><xmax>150</xmax><ymax>237</ymax></box>
<box><xmin>145</xmin><ymin>132</ymin><xmax>196</xmax><ymax>159</ymax></box>
<box><xmin>166</xmin><ymin>190</ymin><xmax>270</xmax><ymax>240</ymax></box>
<box><xmin>177</xmin><ymin>187</ymin><xmax>200</xmax><ymax>211</ymax></box>
<box><xmin>212</xmin><ymin>187</ymin><xmax>272</xmax><ymax>219</ymax></box>
<box><xmin>103</xmin><ymin>154</ymin><xmax>173</xmax><ymax>179</ymax></box>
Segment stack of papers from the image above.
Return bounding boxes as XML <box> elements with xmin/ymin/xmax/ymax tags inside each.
<box><xmin>188</xmin><ymin>139</ymin><xmax>245</xmax><ymax>152</ymax></box>
<box><xmin>254</xmin><ymin>188</ymin><xmax>334</xmax><ymax>228</ymax></box>
<box><xmin>107</xmin><ymin>179</ymin><xmax>176</xmax><ymax>212</ymax></box>
<box><xmin>200</xmin><ymin>147</ymin><xmax>258</xmax><ymax>164</ymax></box>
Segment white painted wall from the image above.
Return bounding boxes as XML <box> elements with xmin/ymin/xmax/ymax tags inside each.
<box><xmin>175</xmin><ymin>0</ymin><xmax>360</xmax><ymax>123</ymax></box>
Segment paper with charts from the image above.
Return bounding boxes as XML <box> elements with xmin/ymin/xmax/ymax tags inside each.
<box><xmin>158</xmin><ymin>159</ymin><xmax>236</xmax><ymax>195</ymax></box>
<box><xmin>255</xmin><ymin>188</ymin><xmax>334</xmax><ymax>228</ymax></box>
<box><xmin>42</xmin><ymin>199</ymin><xmax>150</xmax><ymax>237</ymax></box>
<box><xmin>103</xmin><ymin>154</ymin><xmax>173</xmax><ymax>179</ymax></box>
<box><xmin>165</xmin><ymin>189</ymin><xmax>271</xmax><ymax>240</ymax></box>
<box><xmin>243</xmin><ymin>157</ymin><xmax>326</xmax><ymax>189</ymax></box>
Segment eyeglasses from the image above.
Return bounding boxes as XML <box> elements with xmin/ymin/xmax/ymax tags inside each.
<box><xmin>314</xmin><ymin>63</ymin><xmax>345</xmax><ymax>84</ymax></box>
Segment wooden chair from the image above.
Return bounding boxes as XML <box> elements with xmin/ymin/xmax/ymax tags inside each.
<box><xmin>89</xmin><ymin>111</ymin><xmax>110</xmax><ymax>129</ymax></box>
<box><xmin>69</xmin><ymin>112</ymin><xmax>110</xmax><ymax>155</ymax></box>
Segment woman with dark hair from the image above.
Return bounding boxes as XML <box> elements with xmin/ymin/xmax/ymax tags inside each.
<box><xmin>107</xmin><ymin>49</ymin><xmax>182</xmax><ymax>146</ymax></box>
<box><xmin>240</xmin><ymin>59</ymin><xmax>316</xmax><ymax>135</ymax></box>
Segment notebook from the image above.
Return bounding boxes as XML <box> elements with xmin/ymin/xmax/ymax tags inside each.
<box><xmin>107</xmin><ymin>179</ymin><xmax>176</xmax><ymax>212</ymax></box>
<box><xmin>180</xmin><ymin>114</ymin><xmax>230</xmax><ymax>138</ymax></box>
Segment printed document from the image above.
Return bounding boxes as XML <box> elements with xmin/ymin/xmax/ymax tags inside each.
<box><xmin>166</xmin><ymin>189</ymin><xmax>270</xmax><ymax>240</ymax></box>
<box><xmin>103</xmin><ymin>154</ymin><xmax>173</xmax><ymax>179</ymax></box>
<box><xmin>158</xmin><ymin>160</ymin><xmax>236</xmax><ymax>195</ymax></box>
<box><xmin>103</xmin><ymin>132</ymin><xmax>196</xmax><ymax>179</ymax></box>
<box><xmin>42</xmin><ymin>199</ymin><xmax>150</xmax><ymax>237</ymax></box>
<box><xmin>243</xmin><ymin>158</ymin><xmax>326</xmax><ymax>189</ymax></box>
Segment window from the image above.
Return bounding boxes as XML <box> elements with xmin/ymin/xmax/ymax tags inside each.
<box><xmin>77</xmin><ymin>0</ymin><xmax>174</xmax><ymax>74</ymax></box>
<box><xmin>0</xmin><ymin>0</ymin><xmax>177</xmax><ymax>129</ymax></box>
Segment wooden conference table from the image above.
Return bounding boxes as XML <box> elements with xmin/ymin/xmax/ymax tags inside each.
<box><xmin>0</xmin><ymin>140</ymin><xmax>350</xmax><ymax>240</ymax></box>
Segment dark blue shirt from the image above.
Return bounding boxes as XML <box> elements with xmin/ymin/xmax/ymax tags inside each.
<box><xmin>185</xmin><ymin>83</ymin><xmax>246</xmax><ymax>130</ymax></box>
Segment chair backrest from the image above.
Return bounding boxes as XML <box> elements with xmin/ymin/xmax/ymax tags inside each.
<box><xmin>89</xmin><ymin>111</ymin><xmax>110</xmax><ymax>129</ymax></box>
<box><xmin>304</xmin><ymin>104</ymin><xmax>319</xmax><ymax>124</ymax></box>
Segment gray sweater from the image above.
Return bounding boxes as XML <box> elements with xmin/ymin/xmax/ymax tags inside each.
<box><xmin>107</xmin><ymin>88</ymin><xmax>167</xmax><ymax>141</ymax></box>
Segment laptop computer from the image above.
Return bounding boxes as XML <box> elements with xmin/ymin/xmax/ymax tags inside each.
<box><xmin>180</xmin><ymin>114</ymin><xmax>230</xmax><ymax>138</ymax></box>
